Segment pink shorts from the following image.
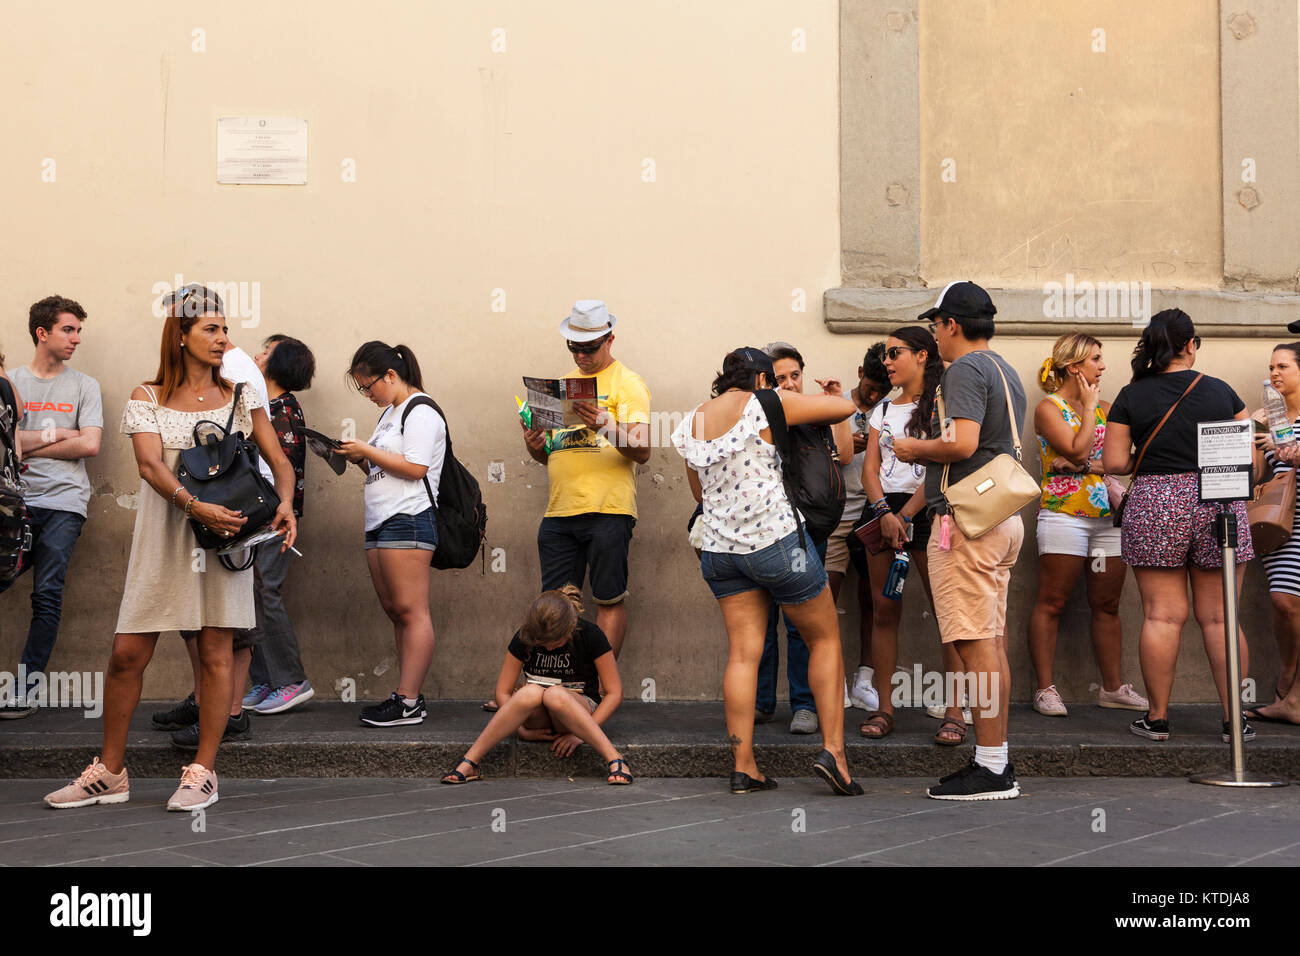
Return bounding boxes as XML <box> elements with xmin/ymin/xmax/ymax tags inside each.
<box><xmin>927</xmin><ymin>514</ymin><xmax>1024</xmax><ymax>643</ymax></box>
<box><xmin>1120</xmin><ymin>473</ymin><xmax>1253</xmax><ymax>569</ymax></box>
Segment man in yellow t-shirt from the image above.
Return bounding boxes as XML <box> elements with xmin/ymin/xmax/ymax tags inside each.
<box><xmin>520</xmin><ymin>300</ymin><xmax>651</xmax><ymax>658</ymax></box>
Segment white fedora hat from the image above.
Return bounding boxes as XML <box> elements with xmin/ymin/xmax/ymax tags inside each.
<box><xmin>559</xmin><ymin>299</ymin><xmax>618</xmax><ymax>342</ymax></box>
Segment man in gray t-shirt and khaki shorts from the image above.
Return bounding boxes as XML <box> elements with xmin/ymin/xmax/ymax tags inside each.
<box><xmin>893</xmin><ymin>281</ymin><xmax>1027</xmax><ymax>801</ymax></box>
<box><xmin>0</xmin><ymin>296</ymin><xmax>103</xmax><ymax>718</ymax></box>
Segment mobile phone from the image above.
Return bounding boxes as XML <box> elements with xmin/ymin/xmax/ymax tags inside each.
<box><xmin>1253</xmin><ymin>418</ymin><xmax>1268</xmax><ymax>434</ymax></box>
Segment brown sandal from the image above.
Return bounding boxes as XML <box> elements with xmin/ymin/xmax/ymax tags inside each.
<box><xmin>859</xmin><ymin>712</ymin><xmax>894</xmax><ymax>739</ymax></box>
<box><xmin>934</xmin><ymin>716</ymin><xmax>968</xmax><ymax>747</ymax></box>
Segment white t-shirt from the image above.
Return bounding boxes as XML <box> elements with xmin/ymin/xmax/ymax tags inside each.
<box><xmin>221</xmin><ymin>346</ymin><xmax>273</xmax><ymax>482</ymax></box>
<box><xmin>868</xmin><ymin>399</ymin><xmax>927</xmax><ymax>495</ymax></box>
<box><xmin>363</xmin><ymin>393</ymin><xmax>447</xmax><ymax>531</ymax></box>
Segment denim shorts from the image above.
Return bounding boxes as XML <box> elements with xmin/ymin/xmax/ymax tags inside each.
<box><xmin>699</xmin><ymin>529</ymin><xmax>828</xmax><ymax>604</ymax></box>
<box><xmin>365</xmin><ymin>508</ymin><xmax>438</xmax><ymax>551</ymax></box>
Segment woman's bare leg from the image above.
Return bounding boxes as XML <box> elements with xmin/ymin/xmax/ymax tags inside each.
<box><xmin>100</xmin><ymin>633</ymin><xmax>160</xmax><ymax>774</ymax></box>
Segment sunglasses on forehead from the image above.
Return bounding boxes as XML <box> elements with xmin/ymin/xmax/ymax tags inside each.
<box><xmin>164</xmin><ymin>284</ymin><xmax>224</xmax><ymax>317</ymax></box>
<box><xmin>566</xmin><ymin>335</ymin><xmax>609</xmax><ymax>355</ymax></box>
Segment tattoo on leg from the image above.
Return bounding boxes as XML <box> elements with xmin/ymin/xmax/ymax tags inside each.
<box><xmin>728</xmin><ymin>733</ymin><xmax>743</xmax><ymax>749</ymax></box>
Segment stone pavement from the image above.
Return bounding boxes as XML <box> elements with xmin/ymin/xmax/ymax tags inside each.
<box><xmin>1</xmin><ymin>776</ymin><xmax>1297</xmax><ymax>867</ymax></box>
<box><xmin>2</xmin><ymin>700</ymin><xmax>1298</xmax><ymax>779</ymax></box>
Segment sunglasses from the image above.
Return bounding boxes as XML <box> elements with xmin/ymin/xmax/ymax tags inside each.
<box><xmin>566</xmin><ymin>335</ymin><xmax>609</xmax><ymax>355</ymax></box>
<box><xmin>885</xmin><ymin>346</ymin><xmax>917</xmax><ymax>361</ymax></box>
<box><xmin>165</xmin><ymin>284</ymin><xmax>224</xmax><ymax>318</ymax></box>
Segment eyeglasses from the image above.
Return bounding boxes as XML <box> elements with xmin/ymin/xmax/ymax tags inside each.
<box><xmin>885</xmin><ymin>347</ymin><xmax>916</xmax><ymax>361</ymax></box>
<box><xmin>566</xmin><ymin>335</ymin><xmax>609</xmax><ymax>355</ymax></box>
<box><xmin>357</xmin><ymin>373</ymin><xmax>385</xmax><ymax>397</ymax></box>
<box><xmin>927</xmin><ymin>319</ymin><xmax>948</xmax><ymax>335</ymax></box>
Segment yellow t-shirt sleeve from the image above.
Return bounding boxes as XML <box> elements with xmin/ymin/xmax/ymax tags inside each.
<box><xmin>613</xmin><ymin>370</ymin><xmax>651</xmax><ymax>426</ymax></box>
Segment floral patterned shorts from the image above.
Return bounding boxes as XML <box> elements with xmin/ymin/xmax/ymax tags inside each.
<box><xmin>1120</xmin><ymin>472</ymin><xmax>1253</xmax><ymax>569</ymax></box>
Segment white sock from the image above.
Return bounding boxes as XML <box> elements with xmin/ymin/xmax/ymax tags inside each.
<box><xmin>856</xmin><ymin>666</ymin><xmax>874</xmax><ymax>686</ymax></box>
<box><xmin>402</xmin><ymin>696</ymin><xmax>419</xmax><ymax>708</ymax></box>
<box><xmin>974</xmin><ymin>744</ymin><xmax>1007</xmax><ymax>775</ymax></box>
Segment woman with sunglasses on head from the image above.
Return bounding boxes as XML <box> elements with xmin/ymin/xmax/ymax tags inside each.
<box><xmin>1102</xmin><ymin>309</ymin><xmax>1253</xmax><ymax>743</ymax></box>
<box><xmin>672</xmin><ymin>347</ymin><xmax>862</xmax><ymax>795</ymax></box>
<box><xmin>1027</xmin><ymin>334</ymin><xmax>1146</xmax><ymax>718</ymax></box>
<box><xmin>44</xmin><ymin>285</ymin><xmax>297</xmax><ymax>811</ymax></box>
<box><xmin>338</xmin><ymin>342</ymin><xmax>445</xmax><ymax>727</ymax></box>
<box><xmin>858</xmin><ymin>327</ymin><xmax>969</xmax><ymax>743</ymax></box>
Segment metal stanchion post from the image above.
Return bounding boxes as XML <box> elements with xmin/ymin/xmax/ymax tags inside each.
<box><xmin>1189</xmin><ymin>508</ymin><xmax>1288</xmax><ymax>788</ymax></box>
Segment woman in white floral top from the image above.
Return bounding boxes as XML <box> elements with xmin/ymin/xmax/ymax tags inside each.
<box><xmin>672</xmin><ymin>347</ymin><xmax>863</xmax><ymax>797</ymax></box>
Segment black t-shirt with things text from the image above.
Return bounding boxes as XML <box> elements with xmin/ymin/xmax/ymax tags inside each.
<box><xmin>1108</xmin><ymin>370</ymin><xmax>1245</xmax><ymax>475</ymax></box>
<box><xmin>507</xmin><ymin>619</ymin><xmax>612</xmax><ymax>703</ymax></box>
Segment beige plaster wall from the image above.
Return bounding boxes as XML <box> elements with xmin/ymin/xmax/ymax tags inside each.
<box><xmin>919</xmin><ymin>0</ymin><xmax>1224</xmax><ymax>289</ymax></box>
<box><xmin>0</xmin><ymin>0</ymin><xmax>844</xmax><ymax>702</ymax></box>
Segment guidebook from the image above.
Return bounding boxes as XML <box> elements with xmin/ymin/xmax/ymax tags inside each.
<box><xmin>301</xmin><ymin>427</ymin><xmax>348</xmax><ymax>476</ymax></box>
<box><xmin>520</xmin><ymin>376</ymin><xmax>597</xmax><ymax>431</ymax></box>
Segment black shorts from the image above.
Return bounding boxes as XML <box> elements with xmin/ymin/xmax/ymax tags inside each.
<box><xmin>537</xmin><ymin>513</ymin><xmax>635</xmax><ymax>604</ymax></box>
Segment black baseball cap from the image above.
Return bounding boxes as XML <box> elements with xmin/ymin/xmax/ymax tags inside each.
<box><xmin>918</xmin><ymin>280</ymin><xmax>997</xmax><ymax>321</ymax></box>
<box><xmin>1287</xmin><ymin>318</ymin><xmax>1300</xmax><ymax>334</ymax></box>
<box><xmin>728</xmin><ymin>346</ymin><xmax>776</xmax><ymax>380</ymax></box>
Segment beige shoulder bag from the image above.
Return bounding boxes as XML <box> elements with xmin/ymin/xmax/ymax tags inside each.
<box><xmin>938</xmin><ymin>355</ymin><xmax>1040</xmax><ymax>539</ymax></box>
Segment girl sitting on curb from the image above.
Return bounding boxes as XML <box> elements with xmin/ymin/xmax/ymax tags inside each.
<box><xmin>442</xmin><ymin>585</ymin><xmax>632</xmax><ymax>785</ymax></box>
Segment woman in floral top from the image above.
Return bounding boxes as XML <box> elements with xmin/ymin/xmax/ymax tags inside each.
<box><xmin>242</xmin><ymin>334</ymin><xmax>316</xmax><ymax>715</ymax></box>
<box><xmin>1027</xmin><ymin>333</ymin><xmax>1145</xmax><ymax>718</ymax></box>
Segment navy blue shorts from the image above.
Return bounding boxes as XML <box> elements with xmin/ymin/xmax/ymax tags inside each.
<box><xmin>538</xmin><ymin>513</ymin><xmax>635</xmax><ymax>604</ymax></box>
<box><xmin>700</xmin><ymin>529</ymin><xmax>828</xmax><ymax>605</ymax></box>
<box><xmin>365</xmin><ymin>508</ymin><xmax>438</xmax><ymax>551</ymax></box>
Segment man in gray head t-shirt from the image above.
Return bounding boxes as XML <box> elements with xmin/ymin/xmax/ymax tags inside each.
<box><xmin>892</xmin><ymin>280</ymin><xmax>1027</xmax><ymax>802</ymax></box>
<box><xmin>0</xmin><ymin>296</ymin><xmax>102</xmax><ymax>717</ymax></box>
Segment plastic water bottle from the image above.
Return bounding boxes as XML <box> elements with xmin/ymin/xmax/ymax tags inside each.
<box><xmin>1263</xmin><ymin>380</ymin><xmax>1296</xmax><ymax>448</ymax></box>
<box><xmin>883</xmin><ymin>550</ymin><xmax>910</xmax><ymax>601</ymax></box>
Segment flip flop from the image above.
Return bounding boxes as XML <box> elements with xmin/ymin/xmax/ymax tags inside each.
<box><xmin>1243</xmin><ymin>706</ymin><xmax>1300</xmax><ymax>726</ymax></box>
<box><xmin>482</xmin><ymin>699</ymin><xmax>499</xmax><ymax>713</ymax></box>
<box><xmin>934</xmin><ymin>716</ymin><xmax>968</xmax><ymax>747</ymax></box>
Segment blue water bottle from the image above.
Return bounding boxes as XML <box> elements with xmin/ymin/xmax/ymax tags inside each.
<box><xmin>883</xmin><ymin>549</ymin><xmax>910</xmax><ymax>601</ymax></box>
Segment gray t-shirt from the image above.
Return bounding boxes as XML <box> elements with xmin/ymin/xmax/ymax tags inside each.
<box><xmin>923</xmin><ymin>350</ymin><xmax>1027</xmax><ymax>514</ymax></box>
<box><xmin>12</xmin><ymin>366</ymin><xmax>104</xmax><ymax>517</ymax></box>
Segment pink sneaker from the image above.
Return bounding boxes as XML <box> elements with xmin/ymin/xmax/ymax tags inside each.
<box><xmin>44</xmin><ymin>757</ymin><xmax>130</xmax><ymax>809</ymax></box>
<box><xmin>166</xmin><ymin>763</ymin><xmax>219</xmax><ymax>811</ymax></box>
<box><xmin>1033</xmin><ymin>685</ymin><xmax>1068</xmax><ymax>717</ymax></box>
<box><xmin>1099</xmin><ymin>683</ymin><xmax>1149</xmax><ymax>711</ymax></box>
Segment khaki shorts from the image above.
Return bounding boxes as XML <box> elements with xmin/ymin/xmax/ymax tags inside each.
<box><xmin>928</xmin><ymin>514</ymin><xmax>1024</xmax><ymax>643</ymax></box>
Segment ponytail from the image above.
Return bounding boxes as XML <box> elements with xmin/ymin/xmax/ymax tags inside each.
<box><xmin>1131</xmin><ymin>309</ymin><xmax>1195</xmax><ymax>380</ymax></box>
<box><xmin>348</xmin><ymin>340</ymin><xmax>425</xmax><ymax>392</ymax></box>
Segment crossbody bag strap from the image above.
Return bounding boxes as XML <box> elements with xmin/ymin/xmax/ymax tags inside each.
<box><xmin>224</xmin><ymin>382</ymin><xmax>245</xmax><ymax>434</ymax></box>
<box><xmin>939</xmin><ymin>355</ymin><xmax>1024</xmax><ymax>495</ymax></box>
<box><xmin>1130</xmin><ymin>373</ymin><xmax>1204</xmax><ymax>478</ymax></box>
<box><xmin>752</xmin><ymin>388</ymin><xmax>806</xmax><ymax>549</ymax></box>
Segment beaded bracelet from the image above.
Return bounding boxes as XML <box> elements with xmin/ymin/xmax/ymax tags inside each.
<box><xmin>871</xmin><ymin>498</ymin><xmax>890</xmax><ymax>517</ymax></box>
<box><xmin>184</xmin><ymin>497</ymin><xmax>198</xmax><ymax>518</ymax></box>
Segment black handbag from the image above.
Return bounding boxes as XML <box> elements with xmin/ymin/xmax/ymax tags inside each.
<box><xmin>176</xmin><ymin>383</ymin><xmax>281</xmax><ymax>570</ymax></box>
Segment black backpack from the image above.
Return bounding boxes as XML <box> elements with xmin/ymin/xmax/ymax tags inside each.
<box><xmin>399</xmin><ymin>395</ymin><xmax>487</xmax><ymax>570</ymax></box>
<box><xmin>753</xmin><ymin>389</ymin><xmax>846</xmax><ymax>547</ymax></box>
<box><xmin>0</xmin><ymin>377</ymin><xmax>30</xmax><ymax>583</ymax></box>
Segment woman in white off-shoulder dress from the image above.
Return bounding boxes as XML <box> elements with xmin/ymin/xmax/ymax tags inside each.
<box><xmin>44</xmin><ymin>285</ymin><xmax>297</xmax><ymax>813</ymax></box>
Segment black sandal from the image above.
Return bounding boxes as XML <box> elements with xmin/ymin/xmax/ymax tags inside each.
<box><xmin>440</xmin><ymin>756</ymin><xmax>480</xmax><ymax>785</ymax></box>
<box><xmin>730</xmin><ymin>771</ymin><xmax>778</xmax><ymax>794</ymax></box>
<box><xmin>607</xmin><ymin>758</ymin><xmax>634</xmax><ymax>785</ymax></box>
<box><xmin>813</xmin><ymin>749</ymin><xmax>863</xmax><ymax>796</ymax></box>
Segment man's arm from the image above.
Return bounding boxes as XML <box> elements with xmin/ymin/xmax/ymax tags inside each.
<box><xmin>573</xmin><ymin>402</ymin><xmax>650</xmax><ymax>464</ymax></box>
<box><xmin>892</xmin><ymin>419</ymin><xmax>980</xmax><ymax>465</ymax></box>
<box><xmin>23</xmin><ymin>426</ymin><xmax>102</xmax><ymax>460</ymax></box>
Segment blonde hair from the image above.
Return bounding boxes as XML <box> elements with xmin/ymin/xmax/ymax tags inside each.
<box><xmin>518</xmin><ymin>585</ymin><xmax>585</xmax><ymax>647</ymax></box>
<box><xmin>1039</xmin><ymin>333</ymin><xmax>1102</xmax><ymax>393</ymax></box>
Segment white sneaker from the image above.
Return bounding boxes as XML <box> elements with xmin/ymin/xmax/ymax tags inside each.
<box><xmin>843</xmin><ymin>680</ymin><xmax>852</xmax><ymax>709</ymax></box>
<box><xmin>1033</xmin><ymin>685</ymin><xmax>1068</xmax><ymax>717</ymax></box>
<box><xmin>847</xmin><ymin>671</ymin><xmax>878</xmax><ymax>712</ymax></box>
<box><xmin>1098</xmin><ymin>683</ymin><xmax>1149</xmax><ymax>711</ymax></box>
<box><xmin>926</xmin><ymin>701</ymin><xmax>974</xmax><ymax>722</ymax></box>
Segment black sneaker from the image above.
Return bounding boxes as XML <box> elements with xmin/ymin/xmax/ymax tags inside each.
<box><xmin>152</xmin><ymin>693</ymin><xmax>200</xmax><ymax>731</ymax></box>
<box><xmin>360</xmin><ymin>692</ymin><xmax>427</xmax><ymax>727</ymax></box>
<box><xmin>1222</xmin><ymin>717</ymin><xmax>1256</xmax><ymax>743</ymax></box>
<box><xmin>170</xmin><ymin>711</ymin><xmax>252</xmax><ymax>750</ymax></box>
<box><xmin>0</xmin><ymin>700</ymin><xmax>37</xmax><ymax>719</ymax></box>
<box><xmin>1129</xmin><ymin>712</ymin><xmax>1170</xmax><ymax>740</ymax></box>
<box><xmin>927</xmin><ymin>759</ymin><xmax>1020</xmax><ymax>801</ymax></box>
